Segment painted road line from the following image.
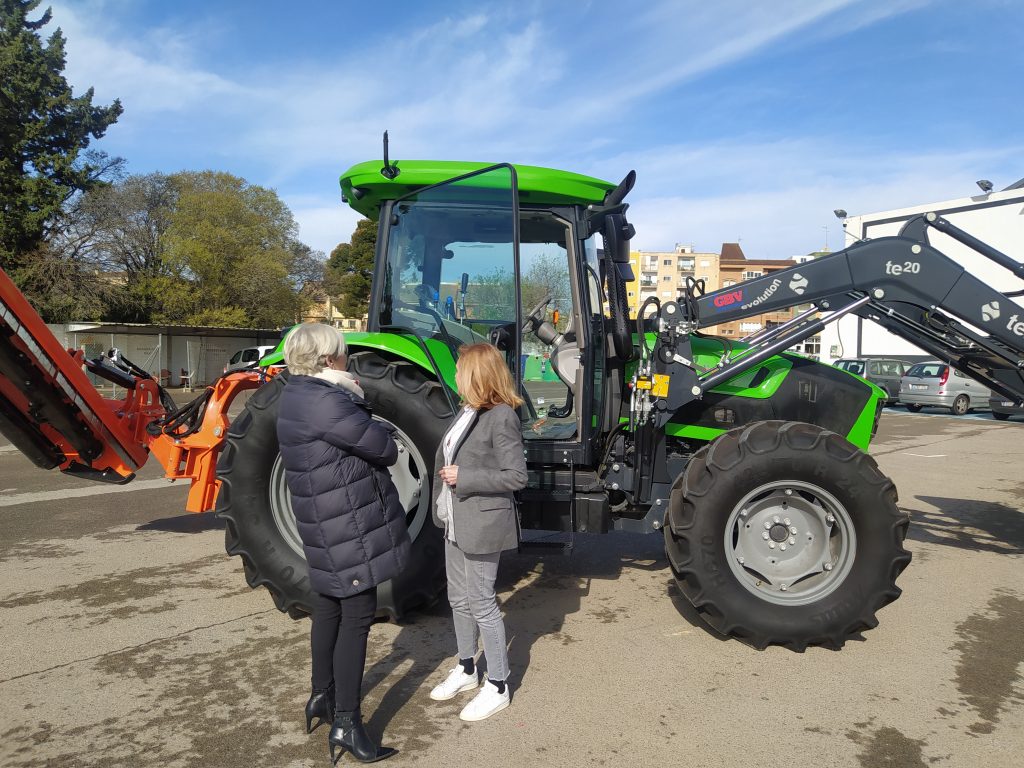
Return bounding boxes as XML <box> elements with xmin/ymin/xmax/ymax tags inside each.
<box><xmin>906</xmin><ymin>453</ymin><xmax>947</xmax><ymax>458</ymax></box>
<box><xmin>0</xmin><ymin>478</ymin><xmax>183</xmax><ymax>507</ymax></box>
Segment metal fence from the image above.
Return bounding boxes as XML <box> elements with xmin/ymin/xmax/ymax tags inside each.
<box><xmin>46</xmin><ymin>322</ymin><xmax>283</xmax><ymax>391</ymax></box>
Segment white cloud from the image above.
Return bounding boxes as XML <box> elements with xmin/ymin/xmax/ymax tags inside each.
<box><xmin>52</xmin><ymin>2</ymin><xmax>247</xmax><ymax>116</ymax></box>
<box><xmin>46</xmin><ymin>0</ymin><xmax>1015</xmax><ymax>266</ymax></box>
<box><xmin>620</xmin><ymin>140</ymin><xmax>1024</xmax><ymax>256</ymax></box>
<box><xmin>290</xmin><ymin>198</ymin><xmax>364</xmax><ymax>257</ymax></box>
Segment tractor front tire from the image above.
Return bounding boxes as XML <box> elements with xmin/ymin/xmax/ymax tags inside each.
<box><xmin>664</xmin><ymin>420</ymin><xmax>911</xmax><ymax>651</ymax></box>
<box><xmin>216</xmin><ymin>351</ymin><xmax>452</xmax><ymax>621</ymax></box>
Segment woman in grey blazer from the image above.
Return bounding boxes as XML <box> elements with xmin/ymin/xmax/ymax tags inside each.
<box><xmin>428</xmin><ymin>343</ymin><xmax>527</xmax><ymax>721</ymax></box>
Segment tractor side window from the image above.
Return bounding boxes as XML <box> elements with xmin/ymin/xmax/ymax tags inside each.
<box><xmin>583</xmin><ymin>234</ymin><xmax>605</xmax><ymax>318</ymax></box>
<box><xmin>520</xmin><ymin>212</ymin><xmax>580</xmax><ymax>441</ymax></box>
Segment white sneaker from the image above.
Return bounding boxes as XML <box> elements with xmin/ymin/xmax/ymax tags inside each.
<box><xmin>458</xmin><ymin>679</ymin><xmax>510</xmax><ymax>721</ymax></box>
<box><xmin>429</xmin><ymin>666</ymin><xmax>478</xmax><ymax>701</ymax></box>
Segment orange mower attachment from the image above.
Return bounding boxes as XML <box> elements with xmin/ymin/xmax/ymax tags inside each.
<box><xmin>0</xmin><ymin>266</ymin><xmax>267</xmax><ymax>512</ymax></box>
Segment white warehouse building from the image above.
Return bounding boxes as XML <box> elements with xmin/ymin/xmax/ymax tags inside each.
<box><xmin>821</xmin><ymin>183</ymin><xmax>1024</xmax><ymax>366</ymax></box>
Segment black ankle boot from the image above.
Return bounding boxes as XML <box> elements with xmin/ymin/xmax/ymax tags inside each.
<box><xmin>328</xmin><ymin>709</ymin><xmax>397</xmax><ymax>764</ymax></box>
<box><xmin>305</xmin><ymin>683</ymin><xmax>335</xmax><ymax>733</ymax></box>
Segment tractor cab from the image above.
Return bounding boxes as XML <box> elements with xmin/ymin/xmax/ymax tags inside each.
<box><xmin>343</xmin><ymin>161</ymin><xmax>635</xmax><ymax>470</ymax></box>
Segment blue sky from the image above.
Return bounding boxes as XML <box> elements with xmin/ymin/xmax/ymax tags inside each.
<box><xmin>49</xmin><ymin>0</ymin><xmax>1024</xmax><ymax>259</ymax></box>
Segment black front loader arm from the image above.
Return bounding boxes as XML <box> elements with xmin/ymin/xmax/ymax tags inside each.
<box><xmin>684</xmin><ymin>214</ymin><xmax>1024</xmax><ymax>404</ymax></box>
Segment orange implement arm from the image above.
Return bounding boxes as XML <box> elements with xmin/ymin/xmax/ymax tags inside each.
<box><xmin>148</xmin><ymin>372</ymin><xmax>266</xmax><ymax>512</ymax></box>
<box><xmin>0</xmin><ymin>265</ymin><xmax>270</xmax><ymax>512</ymax></box>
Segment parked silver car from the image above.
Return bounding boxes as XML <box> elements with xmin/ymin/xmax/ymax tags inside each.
<box><xmin>989</xmin><ymin>390</ymin><xmax>1024</xmax><ymax>421</ymax></box>
<box><xmin>899</xmin><ymin>361</ymin><xmax>982</xmax><ymax>415</ymax></box>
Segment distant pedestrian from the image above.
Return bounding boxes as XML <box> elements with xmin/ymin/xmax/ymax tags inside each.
<box><xmin>428</xmin><ymin>343</ymin><xmax>527</xmax><ymax>721</ymax></box>
<box><xmin>277</xmin><ymin>323</ymin><xmax>408</xmax><ymax>763</ymax></box>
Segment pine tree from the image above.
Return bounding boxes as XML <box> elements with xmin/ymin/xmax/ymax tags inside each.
<box><xmin>326</xmin><ymin>218</ymin><xmax>377</xmax><ymax>317</ymax></box>
<box><xmin>0</xmin><ymin>0</ymin><xmax>123</xmax><ymax>271</ymax></box>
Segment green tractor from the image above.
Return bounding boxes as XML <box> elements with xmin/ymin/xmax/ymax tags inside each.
<box><xmin>216</xmin><ymin>159</ymin><xmax>910</xmax><ymax>651</ymax></box>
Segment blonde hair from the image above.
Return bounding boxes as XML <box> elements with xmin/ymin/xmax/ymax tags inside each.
<box><xmin>283</xmin><ymin>323</ymin><xmax>347</xmax><ymax>376</ymax></box>
<box><xmin>456</xmin><ymin>343</ymin><xmax>524</xmax><ymax>410</ymax></box>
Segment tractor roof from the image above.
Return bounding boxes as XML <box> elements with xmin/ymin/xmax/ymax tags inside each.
<box><xmin>339</xmin><ymin>160</ymin><xmax>615</xmax><ymax>219</ymax></box>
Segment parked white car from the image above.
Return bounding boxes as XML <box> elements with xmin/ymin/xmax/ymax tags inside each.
<box><xmin>224</xmin><ymin>345</ymin><xmax>275</xmax><ymax>374</ymax></box>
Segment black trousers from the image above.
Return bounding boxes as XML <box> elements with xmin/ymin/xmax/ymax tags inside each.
<box><xmin>310</xmin><ymin>588</ymin><xmax>377</xmax><ymax>712</ymax></box>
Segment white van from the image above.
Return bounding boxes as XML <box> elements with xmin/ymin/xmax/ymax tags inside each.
<box><xmin>224</xmin><ymin>345</ymin><xmax>275</xmax><ymax>373</ymax></box>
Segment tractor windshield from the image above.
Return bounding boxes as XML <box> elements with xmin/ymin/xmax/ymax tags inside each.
<box><xmin>378</xmin><ymin>165</ymin><xmax>520</xmax><ymax>354</ymax></box>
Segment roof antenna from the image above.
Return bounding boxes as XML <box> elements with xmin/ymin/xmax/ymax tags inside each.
<box><xmin>381</xmin><ymin>131</ymin><xmax>400</xmax><ymax>179</ymax></box>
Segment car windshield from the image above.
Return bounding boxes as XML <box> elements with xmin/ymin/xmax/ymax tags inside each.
<box><xmin>906</xmin><ymin>363</ymin><xmax>944</xmax><ymax>378</ymax></box>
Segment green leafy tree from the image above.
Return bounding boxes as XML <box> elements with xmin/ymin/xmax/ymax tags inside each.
<box><xmin>521</xmin><ymin>251</ymin><xmax>571</xmax><ymax>332</ymax></box>
<box><xmin>53</xmin><ymin>172</ymin><xmax>175</xmax><ymax>322</ymax></box>
<box><xmin>157</xmin><ymin>171</ymin><xmax>305</xmax><ymax>327</ymax></box>
<box><xmin>325</xmin><ymin>218</ymin><xmax>376</xmax><ymax>317</ymax></box>
<box><xmin>0</xmin><ymin>0</ymin><xmax>123</xmax><ymax>271</ymax></box>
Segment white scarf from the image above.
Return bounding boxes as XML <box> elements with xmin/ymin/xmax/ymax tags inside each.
<box><xmin>313</xmin><ymin>368</ymin><xmax>365</xmax><ymax>399</ymax></box>
<box><xmin>437</xmin><ymin>406</ymin><xmax>477</xmax><ymax>541</ymax></box>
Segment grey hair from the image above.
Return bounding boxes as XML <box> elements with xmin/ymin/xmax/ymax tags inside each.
<box><xmin>283</xmin><ymin>323</ymin><xmax>347</xmax><ymax>376</ymax></box>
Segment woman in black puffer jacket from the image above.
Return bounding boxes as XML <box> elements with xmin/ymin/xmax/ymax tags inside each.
<box><xmin>277</xmin><ymin>323</ymin><xmax>409</xmax><ymax>764</ymax></box>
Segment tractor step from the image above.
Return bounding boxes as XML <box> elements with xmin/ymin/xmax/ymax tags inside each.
<box><xmin>518</xmin><ymin>532</ymin><xmax>574</xmax><ymax>555</ymax></box>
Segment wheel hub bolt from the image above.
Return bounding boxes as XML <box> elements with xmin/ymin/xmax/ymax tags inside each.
<box><xmin>764</xmin><ymin>521</ymin><xmax>772</xmax><ymax>530</ymax></box>
<box><xmin>769</xmin><ymin>541</ymin><xmax>776</xmax><ymax>549</ymax></box>
<box><xmin>790</xmin><ymin>526</ymin><xmax>798</xmax><ymax>535</ymax></box>
<box><xmin>788</xmin><ymin>537</ymin><xmax>796</xmax><ymax>545</ymax></box>
<box><xmin>783</xmin><ymin>517</ymin><xmax>791</xmax><ymax>526</ymax></box>
<box><xmin>826</xmin><ymin>514</ymin><xmax>835</xmax><ymax>524</ymax></box>
<box><xmin>780</xmin><ymin>584</ymin><xmax>788</xmax><ymax>591</ymax></box>
<box><xmin>773</xmin><ymin>515</ymin><xmax>781</xmax><ymax>523</ymax></box>
<box><xmin>780</xmin><ymin>544</ymin><xmax>787</xmax><ymax>551</ymax></box>
<box><xmin>762</xmin><ymin>531</ymin><xmax>770</xmax><ymax>540</ymax></box>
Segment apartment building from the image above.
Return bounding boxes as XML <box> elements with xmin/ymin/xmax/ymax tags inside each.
<box><xmin>626</xmin><ymin>244</ymin><xmax>721</xmax><ymax>316</ymax></box>
<box><xmin>301</xmin><ymin>289</ymin><xmax>367</xmax><ymax>331</ymax></box>
<box><xmin>703</xmin><ymin>242</ymin><xmax>805</xmax><ymax>342</ymax></box>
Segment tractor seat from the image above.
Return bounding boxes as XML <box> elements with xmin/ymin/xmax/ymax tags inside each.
<box><xmin>522</xmin><ymin>417</ymin><xmax>578</xmax><ymax>441</ymax></box>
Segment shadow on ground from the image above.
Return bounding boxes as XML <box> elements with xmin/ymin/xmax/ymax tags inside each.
<box><xmin>360</xmin><ymin>529</ymin><xmax>673</xmax><ymax>742</ymax></box>
<box><xmin>905</xmin><ymin>496</ymin><xmax>1024</xmax><ymax>555</ymax></box>
<box><xmin>137</xmin><ymin>510</ymin><xmax>225</xmax><ymax>534</ymax></box>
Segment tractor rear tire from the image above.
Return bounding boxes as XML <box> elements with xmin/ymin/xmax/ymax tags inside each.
<box><xmin>216</xmin><ymin>351</ymin><xmax>452</xmax><ymax>621</ymax></box>
<box><xmin>663</xmin><ymin>420</ymin><xmax>911</xmax><ymax>651</ymax></box>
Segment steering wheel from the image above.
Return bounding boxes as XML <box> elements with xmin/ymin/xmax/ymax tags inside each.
<box><xmin>522</xmin><ymin>293</ymin><xmax>554</xmax><ymax>333</ymax></box>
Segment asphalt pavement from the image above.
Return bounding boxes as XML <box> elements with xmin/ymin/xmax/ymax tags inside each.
<box><xmin>1</xmin><ymin>407</ymin><xmax>1022</xmax><ymax>767</ymax></box>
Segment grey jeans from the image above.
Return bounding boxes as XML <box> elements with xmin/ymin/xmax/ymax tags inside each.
<box><xmin>444</xmin><ymin>540</ymin><xmax>509</xmax><ymax>682</ymax></box>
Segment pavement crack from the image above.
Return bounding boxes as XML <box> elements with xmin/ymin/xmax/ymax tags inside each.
<box><xmin>0</xmin><ymin>608</ymin><xmax>275</xmax><ymax>685</ymax></box>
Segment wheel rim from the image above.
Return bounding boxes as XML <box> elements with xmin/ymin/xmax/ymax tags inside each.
<box><xmin>953</xmin><ymin>396</ymin><xmax>968</xmax><ymax>415</ymax></box>
<box><xmin>725</xmin><ymin>480</ymin><xmax>857</xmax><ymax>606</ymax></box>
<box><xmin>269</xmin><ymin>417</ymin><xmax>430</xmax><ymax>558</ymax></box>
